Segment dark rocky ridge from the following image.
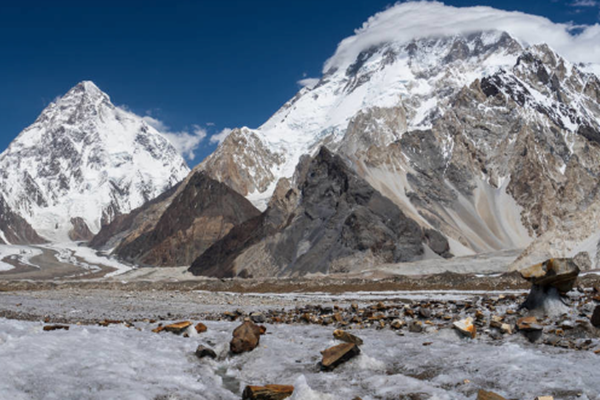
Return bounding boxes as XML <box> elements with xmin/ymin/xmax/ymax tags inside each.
<box><xmin>0</xmin><ymin>196</ymin><xmax>46</xmax><ymax>245</ymax></box>
<box><xmin>189</xmin><ymin>148</ymin><xmax>451</xmax><ymax>278</ymax></box>
<box><xmin>92</xmin><ymin>172</ymin><xmax>261</xmax><ymax>267</ymax></box>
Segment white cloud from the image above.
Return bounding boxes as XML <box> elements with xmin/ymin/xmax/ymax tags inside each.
<box><xmin>297</xmin><ymin>78</ymin><xmax>320</xmax><ymax>89</ymax></box>
<box><xmin>324</xmin><ymin>1</ymin><xmax>600</xmax><ymax>73</ymax></box>
<box><xmin>209</xmin><ymin>128</ymin><xmax>233</xmax><ymax>145</ymax></box>
<box><xmin>143</xmin><ymin>116</ymin><xmax>207</xmax><ymax>161</ymax></box>
<box><xmin>570</xmin><ymin>0</ymin><xmax>597</xmax><ymax>6</ymax></box>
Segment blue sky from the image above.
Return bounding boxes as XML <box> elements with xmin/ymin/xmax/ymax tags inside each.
<box><xmin>1</xmin><ymin>0</ymin><xmax>599</xmax><ymax>166</ymax></box>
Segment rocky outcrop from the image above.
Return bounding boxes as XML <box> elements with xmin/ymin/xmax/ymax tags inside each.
<box><xmin>92</xmin><ymin>172</ymin><xmax>261</xmax><ymax>267</ymax></box>
<box><xmin>189</xmin><ymin>148</ymin><xmax>451</xmax><ymax>278</ymax></box>
<box><xmin>68</xmin><ymin>217</ymin><xmax>94</xmax><ymax>242</ymax></box>
<box><xmin>0</xmin><ymin>196</ymin><xmax>46</xmax><ymax>245</ymax></box>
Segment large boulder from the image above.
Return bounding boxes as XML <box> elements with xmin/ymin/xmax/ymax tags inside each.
<box><xmin>519</xmin><ymin>258</ymin><xmax>580</xmax><ymax>293</ymax></box>
<box><xmin>230</xmin><ymin>320</ymin><xmax>262</xmax><ymax>354</ymax></box>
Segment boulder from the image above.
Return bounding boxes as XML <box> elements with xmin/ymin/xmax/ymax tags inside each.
<box><xmin>242</xmin><ymin>384</ymin><xmax>294</xmax><ymax>400</ymax></box>
<box><xmin>333</xmin><ymin>329</ymin><xmax>363</xmax><ymax>345</ymax></box>
<box><xmin>195</xmin><ymin>322</ymin><xmax>208</xmax><ymax>333</ymax></box>
<box><xmin>519</xmin><ymin>258</ymin><xmax>580</xmax><ymax>293</ymax></box>
<box><xmin>320</xmin><ymin>342</ymin><xmax>360</xmax><ymax>371</ymax></box>
<box><xmin>195</xmin><ymin>345</ymin><xmax>217</xmax><ymax>360</ymax></box>
<box><xmin>591</xmin><ymin>306</ymin><xmax>600</xmax><ymax>328</ymax></box>
<box><xmin>163</xmin><ymin>321</ymin><xmax>193</xmax><ymax>334</ymax></box>
<box><xmin>453</xmin><ymin>317</ymin><xmax>476</xmax><ymax>339</ymax></box>
<box><xmin>477</xmin><ymin>390</ymin><xmax>507</xmax><ymax>400</ymax></box>
<box><xmin>231</xmin><ymin>320</ymin><xmax>262</xmax><ymax>354</ymax></box>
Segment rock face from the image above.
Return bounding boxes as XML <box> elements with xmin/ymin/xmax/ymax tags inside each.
<box><xmin>230</xmin><ymin>321</ymin><xmax>262</xmax><ymax>354</ymax></box>
<box><xmin>0</xmin><ymin>196</ymin><xmax>46</xmax><ymax>245</ymax></box>
<box><xmin>68</xmin><ymin>217</ymin><xmax>94</xmax><ymax>242</ymax></box>
<box><xmin>91</xmin><ymin>171</ymin><xmax>261</xmax><ymax>267</ymax></box>
<box><xmin>0</xmin><ymin>81</ymin><xmax>189</xmax><ymax>242</ymax></box>
<box><xmin>189</xmin><ymin>148</ymin><xmax>450</xmax><ymax>278</ymax></box>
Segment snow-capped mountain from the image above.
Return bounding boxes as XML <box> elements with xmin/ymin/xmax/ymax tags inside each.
<box><xmin>199</xmin><ymin>27</ymin><xmax>600</xmax><ymax>258</ymax></box>
<box><xmin>198</xmin><ymin>31</ymin><xmax>524</xmax><ymax>208</ymax></box>
<box><xmin>0</xmin><ymin>81</ymin><xmax>190</xmax><ymax>242</ymax></box>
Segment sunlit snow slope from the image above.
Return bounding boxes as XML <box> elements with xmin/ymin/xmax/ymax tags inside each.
<box><xmin>0</xmin><ymin>81</ymin><xmax>190</xmax><ymax>242</ymax></box>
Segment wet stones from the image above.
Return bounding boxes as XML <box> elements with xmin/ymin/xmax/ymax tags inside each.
<box><xmin>453</xmin><ymin>317</ymin><xmax>476</xmax><ymax>339</ymax></box>
<box><xmin>195</xmin><ymin>345</ymin><xmax>217</xmax><ymax>360</ymax></box>
<box><xmin>333</xmin><ymin>329</ymin><xmax>363</xmax><ymax>345</ymax></box>
<box><xmin>231</xmin><ymin>320</ymin><xmax>262</xmax><ymax>354</ymax></box>
<box><xmin>242</xmin><ymin>384</ymin><xmax>294</xmax><ymax>400</ymax></box>
<box><xmin>319</xmin><ymin>342</ymin><xmax>361</xmax><ymax>371</ymax></box>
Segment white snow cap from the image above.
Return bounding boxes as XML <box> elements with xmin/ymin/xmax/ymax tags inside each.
<box><xmin>324</xmin><ymin>1</ymin><xmax>600</xmax><ymax>73</ymax></box>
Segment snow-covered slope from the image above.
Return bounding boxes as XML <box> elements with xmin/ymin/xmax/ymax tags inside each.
<box><xmin>0</xmin><ymin>81</ymin><xmax>190</xmax><ymax>242</ymax></box>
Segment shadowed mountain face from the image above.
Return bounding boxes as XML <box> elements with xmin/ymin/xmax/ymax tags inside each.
<box><xmin>0</xmin><ymin>196</ymin><xmax>46</xmax><ymax>245</ymax></box>
<box><xmin>91</xmin><ymin>172</ymin><xmax>261</xmax><ymax>267</ymax></box>
<box><xmin>189</xmin><ymin>148</ymin><xmax>451</xmax><ymax>278</ymax></box>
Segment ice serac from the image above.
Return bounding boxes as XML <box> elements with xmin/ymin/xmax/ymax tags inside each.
<box><xmin>0</xmin><ymin>81</ymin><xmax>190</xmax><ymax>242</ymax></box>
<box><xmin>189</xmin><ymin>148</ymin><xmax>450</xmax><ymax>278</ymax></box>
<box><xmin>91</xmin><ymin>171</ymin><xmax>261</xmax><ymax>267</ymax></box>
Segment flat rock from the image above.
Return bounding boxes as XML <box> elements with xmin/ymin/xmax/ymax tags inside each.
<box><xmin>43</xmin><ymin>325</ymin><xmax>69</xmax><ymax>331</ymax></box>
<box><xmin>333</xmin><ymin>329</ymin><xmax>363</xmax><ymax>345</ymax></box>
<box><xmin>453</xmin><ymin>317</ymin><xmax>476</xmax><ymax>339</ymax></box>
<box><xmin>320</xmin><ymin>342</ymin><xmax>360</xmax><ymax>371</ymax></box>
<box><xmin>477</xmin><ymin>389</ymin><xmax>507</xmax><ymax>400</ymax></box>
<box><xmin>163</xmin><ymin>321</ymin><xmax>193</xmax><ymax>334</ymax></box>
<box><xmin>231</xmin><ymin>320</ymin><xmax>262</xmax><ymax>354</ymax></box>
<box><xmin>242</xmin><ymin>384</ymin><xmax>294</xmax><ymax>400</ymax></box>
<box><xmin>519</xmin><ymin>258</ymin><xmax>580</xmax><ymax>292</ymax></box>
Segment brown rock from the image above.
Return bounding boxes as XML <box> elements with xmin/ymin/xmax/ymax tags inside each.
<box><xmin>333</xmin><ymin>329</ymin><xmax>363</xmax><ymax>345</ymax></box>
<box><xmin>231</xmin><ymin>321</ymin><xmax>262</xmax><ymax>354</ymax></box>
<box><xmin>195</xmin><ymin>345</ymin><xmax>217</xmax><ymax>360</ymax></box>
<box><xmin>98</xmin><ymin>319</ymin><xmax>124</xmax><ymax>327</ymax></box>
<box><xmin>43</xmin><ymin>325</ymin><xmax>69</xmax><ymax>331</ymax></box>
<box><xmin>320</xmin><ymin>342</ymin><xmax>360</xmax><ymax>371</ymax></box>
<box><xmin>477</xmin><ymin>389</ymin><xmax>507</xmax><ymax>400</ymax></box>
<box><xmin>519</xmin><ymin>258</ymin><xmax>580</xmax><ymax>292</ymax></box>
<box><xmin>242</xmin><ymin>384</ymin><xmax>294</xmax><ymax>400</ymax></box>
<box><xmin>163</xmin><ymin>321</ymin><xmax>193</xmax><ymax>334</ymax></box>
<box><xmin>195</xmin><ymin>322</ymin><xmax>208</xmax><ymax>333</ymax></box>
<box><xmin>517</xmin><ymin>316</ymin><xmax>543</xmax><ymax>331</ymax></box>
<box><xmin>152</xmin><ymin>324</ymin><xmax>164</xmax><ymax>333</ymax></box>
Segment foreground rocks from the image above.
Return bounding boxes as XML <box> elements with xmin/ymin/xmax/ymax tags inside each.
<box><xmin>43</xmin><ymin>324</ymin><xmax>69</xmax><ymax>331</ymax></box>
<box><xmin>242</xmin><ymin>385</ymin><xmax>294</xmax><ymax>400</ymax></box>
